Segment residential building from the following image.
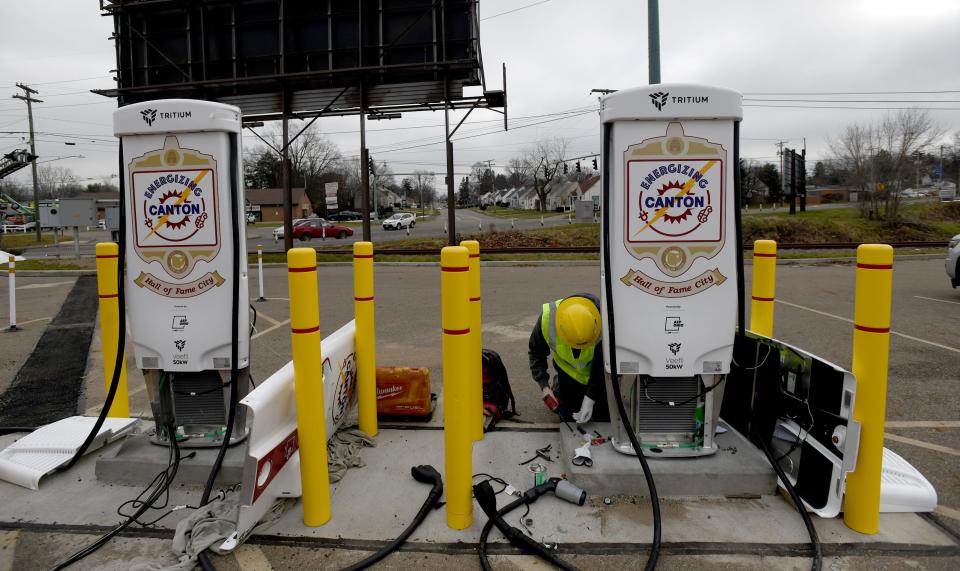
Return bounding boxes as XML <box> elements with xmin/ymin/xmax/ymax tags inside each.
<box><xmin>246</xmin><ymin>187</ymin><xmax>312</xmax><ymax>222</ymax></box>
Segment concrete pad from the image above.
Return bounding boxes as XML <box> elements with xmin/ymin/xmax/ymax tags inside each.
<box><xmin>557</xmin><ymin>422</ymin><xmax>777</xmax><ymax>498</ymax></box>
<box><xmin>95</xmin><ymin>432</ymin><xmax>246</xmax><ymax>486</ymax></box>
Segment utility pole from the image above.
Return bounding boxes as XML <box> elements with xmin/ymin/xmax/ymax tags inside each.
<box><xmin>776</xmin><ymin>140</ymin><xmax>787</xmax><ymax>207</ymax></box>
<box><xmin>648</xmin><ymin>0</ymin><xmax>660</xmax><ymax>84</ymax></box>
<box><xmin>12</xmin><ymin>83</ymin><xmax>42</xmax><ymax>242</ymax></box>
<box><xmin>940</xmin><ymin>145</ymin><xmax>944</xmax><ymax>186</ymax></box>
<box><xmin>916</xmin><ymin>149</ymin><xmax>921</xmax><ymax>190</ymax></box>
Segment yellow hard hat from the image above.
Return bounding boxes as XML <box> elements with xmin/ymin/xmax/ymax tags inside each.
<box><xmin>556</xmin><ymin>296</ymin><xmax>601</xmax><ymax>349</ymax></box>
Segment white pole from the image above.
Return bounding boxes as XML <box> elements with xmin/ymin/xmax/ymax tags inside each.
<box><xmin>256</xmin><ymin>244</ymin><xmax>266</xmax><ymax>302</ymax></box>
<box><xmin>73</xmin><ymin>226</ymin><xmax>81</xmax><ymax>259</ymax></box>
<box><xmin>511</xmin><ymin>218</ymin><xmax>515</xmax><ymax>229</ymax></box>
<box><xmin>7</xmin><ymin>256</ymin><xmax>18</xmax><ymax>331</ymax></box>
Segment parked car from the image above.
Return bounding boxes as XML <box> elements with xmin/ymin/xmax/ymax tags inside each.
<box><xmin>327</xmin><ymin>210</ymin><xmax>361</xmax><ymax>221</ymax></box>
<box><xmin>382</xmin><ymin>212</ymin><xmax>416</xmax><ymax>230</ymax></box>
<box><xmin>272</xmin><ymin>218</ymin><xmax>309</xmax><ymax>241</ymax></box>
<box><xmin>947</xmin><ymin>233</ymin><xmax>960</xmax><ymax>288</ymax></box>
<box><xmin>292</xmin><ymin>218</ymin><xmax>354</xmax><ymax>240</ymax></box>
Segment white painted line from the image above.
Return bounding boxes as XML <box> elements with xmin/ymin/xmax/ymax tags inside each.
<box><xmin>234</xmin><ymin>544</ymin><xmax>274</xmax><ymax>570</ymax></box>
<box><xmin>776</xmin><ymin>299</ymin><xmax>960</xmax><ymax>354</ymax></box>
<box><xmin>887</xmin><ymin>420</ymin><xmax>960</xmax><ymax>429</ymax></box>
<box><xmin>252</xmin><ymin>319</ymin><xmax>290</xmax><ymax>340</ymax></box>
<box><xmin>16</xmin><ymin>280</ymin><xmax>74</xmax><ymax>290</ymax></box>
<box><xmin>254</xmin><ymin>310</ymin><xmax>281</xmax><ymax>326</ymax></box>
<box><xmin>16</xmin><ymin>316</ymin><xmax>52</xmax><ymax>327</ymax></box>
<box><xmin>914</xmin><ymin>295</ymin><xmax>960</xmax><ymax>306</ymax></box>
<box><xmin>936</xmin><ymin>505</ymin><xmax>960</xmax><ymax>521</ymax></box>
<box><xmin>884</xmin><ymin>433</ymin><xmax>960</xmax><ymax>457</ymax></box>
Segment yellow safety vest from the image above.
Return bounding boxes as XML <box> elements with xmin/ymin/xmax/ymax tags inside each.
<box><xmin>540</xmin><ymin>299</ymin><xmax>594</xmax><ymax>385</ymax></box>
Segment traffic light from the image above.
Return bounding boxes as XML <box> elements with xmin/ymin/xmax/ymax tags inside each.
<box><xmin>592</xmin><ymin>158</ymin><xmax>598</xmax><ymax>170</ymax></box>
<box><xmin>575</xmin><ymin>161</ymin><xmax>581</xmax><ymax>173</ymax></box>
<box><xmin>368</xmin><ymin>157</ymin><xmax>374</xmax><ymax>174</ymax></box>
<box><xmin>563</xmin><ymin>163</ymin><xmax>568</xmax><ymax>174</ymax></box>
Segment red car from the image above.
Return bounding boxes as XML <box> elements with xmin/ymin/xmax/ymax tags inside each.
<box><xmin>292</xmin><ymin>218</ymin><xmax>354</xmax><ymax>240</ymax></box>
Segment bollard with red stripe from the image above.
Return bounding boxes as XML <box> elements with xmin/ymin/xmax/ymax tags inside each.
<box><xmin>94</xmin><ymin>242</ymin><xmax>129</xmax><ymax>417</ymax></box>
<box><xmin>749</xmin><ymin>239</ymin><xmax>777</xmax><ymax>337</ymax></box>
<box><xmin>460</xmin><ymin>239</ymin><xmax>484</xmax><ymax>442</ymax></box>
<box><xmin>353</xmin><ymin>241</ymin><xmax>378</xmax><ymax>437</ymax></box>
<box><xmin>441</xmin><ymin>245</ymin><xmax>473</xmax><ymax>529</ymax></box>
<box><xmin>286</xmin><ymin>247</ymin><xmax>331</xmax><ymax>526</ymax></box>
<box><xmin>843</xmin><ymin>244</ymin><xmax>894</xmax><ymax>534</ymax></box>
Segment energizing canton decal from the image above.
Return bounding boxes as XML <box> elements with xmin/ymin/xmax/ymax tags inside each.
<box><xmin>129</xmin><ymin>135</ymin><xmax>224</xmax><ymax>298</ymax></box>
<box><xmin>621</xmin><ymin>122</ymin><xmax>728</xmax><ymax>297</ymax></box>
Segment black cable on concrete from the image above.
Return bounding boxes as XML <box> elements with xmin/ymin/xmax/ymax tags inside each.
<box><xmin>59</xmin><ymin>140</ymin><xmax>127</xmax><ymax>471</ymax></box>
<box><xmin>340</xmin><ymin>465</ymin><xmax>444</xmax><ymax>571</ymax></box>
<box><xmin>49</xmin><ymin>423</ymin><xmax>182</xmax><ymax>570</ymax></box>
<box><xmin>196</xmin><ymin>132</ymin><xmax>244</xmax><ymax>571</ymax></box>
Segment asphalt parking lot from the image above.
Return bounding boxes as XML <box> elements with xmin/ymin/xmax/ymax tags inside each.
<box><xmin>1</xmin><ymin>255</ymin><xmax>958</xmax><ymax>544</ymax></box>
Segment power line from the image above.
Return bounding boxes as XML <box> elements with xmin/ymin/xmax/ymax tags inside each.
<box><xmin>481</xmin><ymin>0</ymin><xmax>553</xmax><ymax>21</ymax></box>
<box><xmin>744</xmin><ymin>98</ymin><xmax>960</xmax><ymax>103</ymax></box>
<box><xmin>745</xmin><ymin>104</ymin><xmax>960</xmax><ymax>111</ymax></box>
<box><xmin>743</xmin><ymin>90</ymin><xmax>960</xmax><ymax>96</ymax></box>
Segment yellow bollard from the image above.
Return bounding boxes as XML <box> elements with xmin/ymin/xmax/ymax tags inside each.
<box><xmin>460</xmin><ymin>240</ymin><xmax>483</xmax><ymax>442</ymax></box>
<box><xmin>286</xmin><ymin>247</ymin><xmax>331</xmax><ymax>526</ymax></box>
<box><xmin>843</xmin><ymin>244</ymin><xmax>894</xmax><ymax>535</ymax></box>
<box><xmin>441</xmin><ymin>246</ymin><xmax>473</xmax><ymax>529</ymax></box>
<box><xmin>353</xmin><ymin>241</ymin><xmax>378</xmax><ymax>438</ymax></box>
<box><xmin>749</xmin><ymin>240</ymin><xmax>777</xmax><ymax>338</ymax></box>
<box><xmin>94</xmin><ymin>243</ymin><xmax>129</xmax><ymax>418</ymax></box>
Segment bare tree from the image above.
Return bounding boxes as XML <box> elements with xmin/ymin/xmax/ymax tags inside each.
<box><xmin>411</xmin><ymin>170</ymin><xmax>435</xmax><ymax>214</ymax></box>
<box><xmin>523</xmin><ymin>138</ymin><xmax>569</xmax><ymax>212</ymax></box>
<box><xmin>829</xmin><ymin>109</ymin><xmax>941</xmax><ymax>220</ymax></box>
<box><xmin>37</xmin><ymin>165</ymin><xmax>79</xmax><ymax>199</ymax></box>
<box><xmin>506</xmin><ymin>157</ymin><xmax>532</xmax><ymax>189</ymax></box>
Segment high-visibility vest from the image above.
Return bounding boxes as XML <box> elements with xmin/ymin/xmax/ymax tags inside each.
<box><xmin>540</xmin><ymin>299</ymin><xmax>594</xmax><ymax>385</ymax></box>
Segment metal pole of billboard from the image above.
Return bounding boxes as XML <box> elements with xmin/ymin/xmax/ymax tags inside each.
<box><xmin>648</xmin><ymin>0</ymin><xmax>660</xmax><ymax>84</ymax></box>
<box><xmin>360</xmin><ymin>84</ymin><xmax>372</xmax><ymax>242</ymax></box>
<box><xmin>282</xmin><ymin>93</ymin><xmax>294</xmax><ymax>252</ymax></box>
<box><xmin>444</xmin><ymin>85</ymin><xmax>456</xmax><ymax>246</ymax></box>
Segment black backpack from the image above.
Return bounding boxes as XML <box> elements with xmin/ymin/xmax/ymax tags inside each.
<box><xmin>481</xmin><ymin>349</ymin><xmax>517</xmax><ymax>430</ymax></box>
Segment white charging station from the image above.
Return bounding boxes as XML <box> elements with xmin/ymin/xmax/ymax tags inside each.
<box><xmin>600</xmin><ymin>84</ymin><xmax>743</xmax><ymax>457</ymax></box>
<box><xmin>114</xmin><ymin>99</ymin><xmax>250</xmax><ymax>445</ymax></box>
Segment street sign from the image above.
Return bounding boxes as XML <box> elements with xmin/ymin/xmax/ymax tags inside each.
<box><xmin>933</xmin><ymin>164</ymin><xmax>942</xmax><ymax>178</ymax></box>
<box><xmin>325</xmin><ymin>182</ymin><xmax>338</xmax><ymax>209</ymax></box>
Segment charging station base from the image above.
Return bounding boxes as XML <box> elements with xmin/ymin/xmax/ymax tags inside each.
<box><xmin>560</xmin><ymin>421</ymin><xmax>776</xmax><ymax>498</ymax></box>
<box><xmin>95</xmin><ymin>433</ymin><xmax>246</xmax><ymax>487</ymax></box>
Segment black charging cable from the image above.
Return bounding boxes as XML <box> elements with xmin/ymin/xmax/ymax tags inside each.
<box><xmin>340</xmin><ymin>465</ymin><xmax>444</xmax><ymax>571</ymax></box>
<box><xmin>600</xmin><ymin>122</ymin><xmax>661</xmax><ymax>571</ymax></box>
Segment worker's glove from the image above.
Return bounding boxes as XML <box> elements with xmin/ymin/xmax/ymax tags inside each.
<box><xmin>572</xmin><ymin>396</ymin><xmax>595</xmax><ymax>424</ymax></box>
<box><xmin>541</xmin><ymin>386</ymin><xmax>560</xmax><ymax>412</ymax></box>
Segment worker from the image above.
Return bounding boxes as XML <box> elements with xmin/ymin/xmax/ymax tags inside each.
<box><xmin>529</xmin><ymin>293</ymin><xmax>609</xmax><ymax>424</ymax></box>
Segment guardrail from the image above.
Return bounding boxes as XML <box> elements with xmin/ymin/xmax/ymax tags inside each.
<box><xmin>257</xmin><ymin>241</ymin><xmax>948</xmax><ymax>256</ymax></box>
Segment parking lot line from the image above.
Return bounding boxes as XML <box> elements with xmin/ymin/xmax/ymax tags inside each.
<box><xmin>884</xmin><ymin>433</ymin><xmax>960</xmax><ymax>457</ymax></box>
<box><xmin>887</xmin><ymin>420</ymin><xmax>960</xmax><ymax>428</ymax></box>
<box><xmin>776</xmin><ymin>299</ymin><xmax>960</xmax><ymax>354</ymax></box>
<box><xmin>936</xmin><ymin>505</ymin><xmax>960</xmax><ymax>521</ymax></box>
<box><xmin>252</xmin><ymin>319</ymin><xmax>290</xmax><ymax>340</ymax></box>
<box><xmin>16</xmin><ymin>281</ymin><xmax>74</xmax><ymax>291</ymax></box>
<box><xmin>914</xmin><ymin>295</ymin><xmax>960</xmax><ymax>306</ymax></box>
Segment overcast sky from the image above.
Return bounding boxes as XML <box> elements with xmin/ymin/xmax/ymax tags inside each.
<box><xmin>1</xmin><ymin>0</ymin><xmax>958</xmax><ymax>186</ymax></box>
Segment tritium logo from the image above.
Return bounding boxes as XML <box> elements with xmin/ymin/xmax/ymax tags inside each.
<box><xmin>141</xmin><ymin>109</ymin><xmax>157</xmax><ymax>126</ymax></box>
<box><xmin>650</xmin><ymin>92</ymin><xmax>669</xmax><ymax>111</ymax></box>
<box><xmin>668</xmin><ymin>342</ymin><xmax>681</xmax><ymax>355</ymax></box>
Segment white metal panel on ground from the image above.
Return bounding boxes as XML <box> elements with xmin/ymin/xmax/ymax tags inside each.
<box><xmin>0</xmin><ymin>416</ymin><xmax>137</xmax><ymax>490</ymax></box>
<box><xmin>879</xmin><ymin>447</ymin><xmax>937</xmax><ymax>513</ymax></box>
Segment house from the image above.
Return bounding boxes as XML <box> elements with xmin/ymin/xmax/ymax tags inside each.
<box><xmin>479</xmin><ymin>191</ymin><xmax>496</xmax><ymax>206</ymax></box>
<box><xmin>518</xmin><ymin>186</ymin><xmax>540</xmax><ymax>210</ymax></box>
<box><xmin>577</xmin><ymin>175</ymin><xmax>601</xmax><ymax>210</ymax></box>
<box><xmin>497</xmin><ymin>188</ymin><xmax>520</xmax><ymax>207</ymax></box>
<box><xmin>245</xmin><ymin>187</ymin><xmax>312</xmax><ymax>222</ymax></box>
<box><xmin>546</xmin><ymin>180</ymin><xmax>580</xmax><ymax>211</ymax></box>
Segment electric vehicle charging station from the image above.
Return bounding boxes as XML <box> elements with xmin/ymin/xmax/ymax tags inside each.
<box><xmin>601</xmin><ymin>85</ymin><xmax>743</xmax><ymax>457</ymax></box>
<box><xmin>114</xmin><ymin>99</ymin><xmax>250</xmax><ymax>447</ymax></box>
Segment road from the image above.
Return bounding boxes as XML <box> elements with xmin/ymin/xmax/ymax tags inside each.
<box><xmin>11</xmin><ymin>207</ymin><xmax>582</xmax><ymax>258</ymax></box>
